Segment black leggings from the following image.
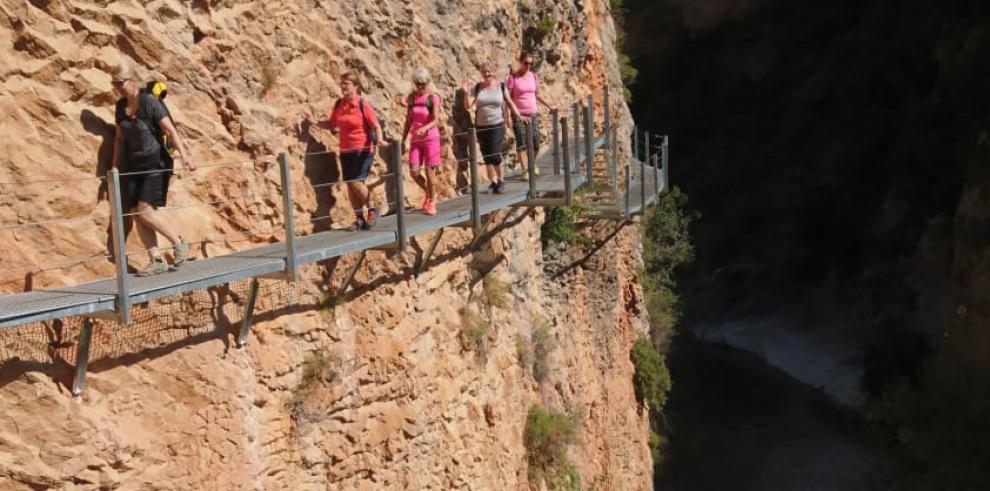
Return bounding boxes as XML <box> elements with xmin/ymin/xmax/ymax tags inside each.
<box><xmin>476</xmin><ymin>124</ymin><xmax>505</xmax><ymax>165</ymax></box>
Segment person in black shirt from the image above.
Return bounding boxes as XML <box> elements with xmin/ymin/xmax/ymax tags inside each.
<box><xmin>111</xmin><ymin>64</ymin><xmax>198</xmax><ymax>276</ymax></box>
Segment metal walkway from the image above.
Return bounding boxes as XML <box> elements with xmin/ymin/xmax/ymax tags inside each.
<box><xmin>0</xmin><ymin>92</ymin><xmax>669</xmax><ymax>394</ymax></box>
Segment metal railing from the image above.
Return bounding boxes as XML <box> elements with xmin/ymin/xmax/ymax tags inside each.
<box><xmin>0</xmin><ymin>87</ymin><xmax>671</xmax><ymax>395</ymax></box>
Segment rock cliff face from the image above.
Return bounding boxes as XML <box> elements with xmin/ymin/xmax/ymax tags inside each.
<box><xmin>0</xmin><ymin>0</ymin><xmax>651</xmax><ymax>489</ymax></box>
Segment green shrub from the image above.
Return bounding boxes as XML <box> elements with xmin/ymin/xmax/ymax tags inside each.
<box><xmin>535</xmin><ymin>18</ymin><xmax>555</xmax><ymax>41</ymax></box>
<box><xmin>609</xmin><ymin>0</ymin><xmax>624</xmax><ymax>9</ymax></box>
<box><xmin>882</xmin><ymin>361</ymin><xmax>990</xmax><ymax>491</ymax></box>
<box><xmin>480</xmin><ymin>274</ymin><xmax>511</xmax><ymax>312</ymax></box>
<box><xmin>630</xmin><ymin>338</ymin><xmax>672</xmax><ymax>412</ymax></box>
<box><xmin>288</xmin><ymin>351</ymin><xmax>339</xmax><ymax>422</ymax></box>
<box><xmin>458</xmin><ymin>307</ymin><xmax>490</xmax><ymax>358</ymax></box>
<box><xmin>640</xmin><ymin>187</ymin><xmax>695</xmax><ymax>344</ymax></box>
<box><xmin>542</xmin><ymin>202</ymin><xmax>589</xmax><ymax>246</ymax></box>
<box><xmin>532</xmin><ymin>319</ymin><xmax>556</xmax><ymax>382</ymax></box>
<box><xmin>648</xmin><ymin>430</ymin><xmax>665</xmax><ymax>465</ymax></box>
<box><xmin>524</xmin><ymin>405</ymin><xmax>581</xmax><ymax>490</ymax></box>
<box><xmin>516</xmin><ymin>334</ymin><xmax>534</xmax><ymax>371</ymax></box>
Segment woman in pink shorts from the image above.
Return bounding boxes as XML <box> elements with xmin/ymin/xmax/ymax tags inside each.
<box><xmin>401</xmin><ymin>68</ymin><xmax>444</xmax><ymax>216</ymax></box>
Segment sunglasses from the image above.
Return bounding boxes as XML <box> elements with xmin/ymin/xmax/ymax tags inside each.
<box><xmin>523</xmin><ymin>60</ymin><xmax>534</xmax><ymax>66</ymax></box>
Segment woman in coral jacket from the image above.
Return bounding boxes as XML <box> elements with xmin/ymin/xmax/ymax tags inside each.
<box><xmin>305</xmin><ymin>72</ymin><xmax>385</xmax><ymax>231</ymax></box>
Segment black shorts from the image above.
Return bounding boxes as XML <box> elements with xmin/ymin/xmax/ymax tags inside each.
<box><xmin>121</xmin><ymin>155</ymin><xmax>168</xmax><ymax>210</ymax></box>
<box><xmin>512</xmin><ymin>113</ymin><xmax>542</xmax><ymax>152</ymax></box>
<box><xmin>341</xmin><ymin>150</ymin><xmax>374</xmax><ymax>182</ymax></box>
<box><xmin>476</xmin><ymin>124</ymin><xmax>506</xmax><ymax>166</ymax></box>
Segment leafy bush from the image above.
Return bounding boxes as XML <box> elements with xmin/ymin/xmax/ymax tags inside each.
<box><xmin>481</xmin><ymin>274</ymin><xmax>511</xmax><ymax>312</ymax></box>
<box><xmin>648</xmin><ymin>430</ymin><xmax>665</xmax><ymax>465</ymax></box>
<box><xmin>288</xmin><ymin>351</ymin><xmax>339</xmax><ymax>422</ymax></box>
<box><xmin>882</xmin><ymin>361</ymin><xmax>990</xmax><ymax>491</ymax></box>
<box><xmin>516</xmin><ymin>334</ymin><xmax>534</xmax><ymax>371</ymax></box>
<box><xmin>640</xmin><ymin>187</ymin><xmax>695</xmax><ymax>344</ymax></box>
<box><xmin>542</xmin><ymin>202</ymin><xmax>589</xmax><ymax>246</ymax></box>
<box><xmin>630</xmin><ymin>338</ymin><xmax>672</xmax><ymax>412</ymax></box>
<box><xmin>524</xmin><ymin>405</ymin><xmax>581</xmax><ymax>490</ymax></box>
<box><xmin>532</xmin><ymin>319</ymin><xmax>556</xmax><ymax>382</ymax></box>
<box><xmin>458</xmin><ymin>307</ymin><xmax>491</xmax><ymax>358</ymax></box>
<box><xmin>535</xmin><ymin>18</ymin><xmax>555</xmax><ymax>41</ymax></box>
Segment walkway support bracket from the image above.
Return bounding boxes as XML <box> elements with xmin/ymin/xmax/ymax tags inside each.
<box><xmin>416</xmin><ymin>228</ymin><xmax>445</xmax><ymax>277</ymax></box>
<box><xmin>339</xmin><ymin>250</ymin><xmax>368</xmax><ymax>295</ymax></box>
<box><xmin>72</xmin><ymin>317</ymin><xmax>94</xmax><ymax>396</ymax></box>
<box><xmin>237</xmin><ymin>278</ymin><xmax>260</xmax><ymax>348</ymax></box>
<box><xmin>107</xmin><ymin>168</ymin><xmax>131</xmax><ymax>324</ymax></box>
<box><xmin>278</xmin><ymin>153</ymin><xmax>299</xmax><ymax>282</ymax></box>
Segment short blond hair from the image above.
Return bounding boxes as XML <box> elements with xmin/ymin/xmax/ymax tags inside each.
<box><xmin>340</xmin><ymin>72</ymin><xmax>362</xmax><ymax>93</ymax></box>
<box><xmin>113</xmin><ymin>62</ymin><xmax>140</xmax><ymax>82</ymax></box>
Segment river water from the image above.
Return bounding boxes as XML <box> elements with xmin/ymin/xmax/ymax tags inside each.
<box><xmin>654</xmin><ymin>333</ymin><xmax>893</xmax><ymax>491</ymax></box>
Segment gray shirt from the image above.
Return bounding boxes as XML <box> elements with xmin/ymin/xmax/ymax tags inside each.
<box><xmin>474</xmin><ymin>82</ymin><xmax>505</xmax><ymax>127</ymax></box>
<box><xmin>116</xmin><ymin>92</ymin><xmax>168</xmax><ymax>160</ymax></box>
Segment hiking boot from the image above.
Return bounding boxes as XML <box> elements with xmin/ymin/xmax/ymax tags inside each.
<box><xmin>488</xmin><ymin>182</ymin><xmax>497</xmax><ymax>193</ymax></box>
<box><xmin>365</xmin><ymin>208</ymin><xmax>379</xmax><ymax>229</ymax></box>
<box><xmin>495</xmin><ymin>180</ymin><xmax>506</xmax><ymax>194</ymax></box>
<box><xmin>534</xmin><ymin>165</ymin><xmax>541</xmax><ymax>176</ymax></box>
<box><xmin>346</xmin><ymin>216</ymin><xmax>366</xmax><ymax>231</ymax></box>
<box><xmin>172</xmin><ymin>240</ymin><xmax>190</xmax><ymax>267</ymax></box>
<box><xmin>137</xmin><ymin>257</ymin><xmax>169</xmax><ymax>277</ymax></box>
<box><xmin>520</xmin><ymin>171</ymin><xmax>529</xmax><ymax>181</ymax></box>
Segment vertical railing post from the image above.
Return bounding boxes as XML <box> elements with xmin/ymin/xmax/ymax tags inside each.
<box><xmin>624</xmin><ymin>161</ymin><xmax>632</xmax><ymax>219</ymax></box>
<box><xmin>641</xmin><ymin>132</ymin><xmax>649</xmax><ymax>212</ymax></box>
<box><xmin>468</xmin><ymin>128</ymin><xmax>481</xmax><ymax>235</ymax></box>
<box><xmin>278</xmin><ymin>153</ymin><xmax>298</xmax><ymax>281</ymax></box>
<box><xmin>603</xmin><ymin>86</ymin><xmax>611</xmax><ymax>150</ymax></box>
<box><xmin>572</xmin><ymin>103</ymin><xmax>580</xmax><ymax>173</ymax></box>
<box><xmin>583</xmin><ymin>104</ymin><xmax>594</xmax><ymax>185</ymax></box>
<box><xmin>526</xmin><ymin>120</ymin><xmax>537</xmax><ymax>198</ymax></box>
<box><xmin>610</xmin><ymin>126</ymin><xmax>619</xmax><ymax>200</ymax></box>
<box><xmin>391</xmin><ymin>140</ymin><xmax>407</xmax><ymax>251</ymax></box>
<box><xmin>551</xmin><ymin>108</ymin><xmax>561</xmax><ymax>175</ymax></box>
<box><xmin>72</xmin><ymin>317</ymin><xmax>94</xmax><ymax>396</ymax></box>
<box><xmin>561</xmin><ymin>118</ymin><xmax>572</xmax><ymax>206</ymax></box>
<box><xmin>632</xmin><ymin>126</ymin><xmax>638</xmax><ymax>163</ymax></box>
<box><xmin>107</xmin><ymin>168</ymin><xmax>131</xmax><ymax>324</ymax></box>
<box><xmin>653</xmin><ymin>153</ymin><xmax>661</xmax><ymax>202</ymax></box>
<box><xmin>662</xmin><ymin>135</ymin><xmax>670</xmax><ymax>192</ymax></box>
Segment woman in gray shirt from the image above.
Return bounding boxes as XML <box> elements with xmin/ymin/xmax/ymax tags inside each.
<box><xmin>460</xmin><ymin>61</ymin><xmax>520</xmax><ymax>193</ymax></box>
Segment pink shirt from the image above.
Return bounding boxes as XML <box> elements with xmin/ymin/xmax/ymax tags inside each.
<box><xmin>408</xmin><ymin>93</ymin><xmax>441</xmax><ymax>141</ymax></box>
<box><xmin>506</xmin><ymin>71</ymin><xmax>539</xmax><ymax>116</ymax></box>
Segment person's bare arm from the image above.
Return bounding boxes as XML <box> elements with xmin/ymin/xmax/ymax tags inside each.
<box><xmin>158</xmin><ymin>116</ymin><xmax>198</xmax><ymax>171</ymax></box>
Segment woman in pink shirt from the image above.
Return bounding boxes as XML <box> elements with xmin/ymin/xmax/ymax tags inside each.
<box><xmin>401</xmin><ymin>68</ymin><xmax>444</xmax><ymax>216</ymax></box>
<box><xmin>507</xmin><ymin>51</ymin><xmax>555</xmax><ymax>179</ymax></box>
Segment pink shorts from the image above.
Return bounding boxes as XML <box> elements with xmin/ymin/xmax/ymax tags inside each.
<box><xmin>409</xmin><ymin>135</ymin><xmax>441</xmax><ymax>169</ymax></box>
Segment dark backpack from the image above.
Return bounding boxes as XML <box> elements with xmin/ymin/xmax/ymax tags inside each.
<box><xmin>141</xmin><ymin>80</ymin><xmax>175</xmax><ymax>168</ymax></box>
<box><xmin>333</xmin><ymin>97</ymin><xmax>381</xmax><ymax>146</ymax></box>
